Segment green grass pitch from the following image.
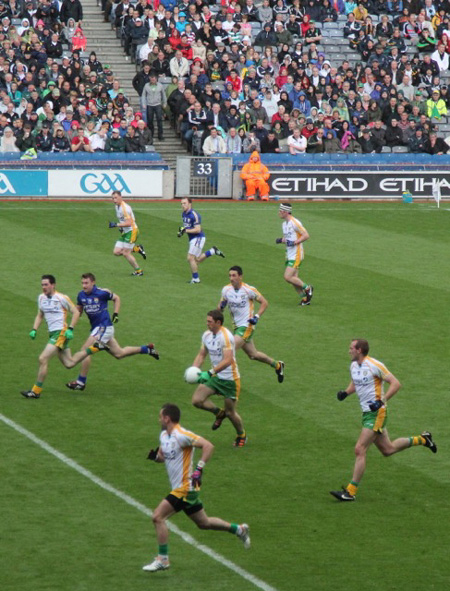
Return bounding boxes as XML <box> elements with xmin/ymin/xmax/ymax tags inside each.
<box><xmin>1</xmin><ymin>200</ymin><xmax>449</xmax><ymax>591</ymax></box>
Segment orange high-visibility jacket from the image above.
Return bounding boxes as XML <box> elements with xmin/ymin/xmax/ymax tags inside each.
<box><xmin>240</xmin><ymin>151</ymin><xmax>270</xmax><ymax>181</ymax></box>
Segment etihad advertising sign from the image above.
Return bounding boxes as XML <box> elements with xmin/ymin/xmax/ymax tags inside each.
<box><xmin>269</xmin><ymin>172</ymin><xmax>450</xmax><ymax>198</ymax></box>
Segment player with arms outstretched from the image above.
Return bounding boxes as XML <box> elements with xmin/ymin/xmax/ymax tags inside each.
<box><xmin>276</xmin><ymin>202</ymin><xmax>313</xmax><ymax>305</ymax></box>
<box><xmin>143</xmin><ymin>403</ymin><xmax>250</xmax><ymax>572</ymax></box>
<box><xmin>330</xmin><ymin>339</ymin><xmax>437</xmax><ymax>502</ymax></box>
<box><xmin>66</xmin><ymin>273</ymin><xmax>159</xmax><ymax>391</ymax></box>
<box><xmin>109</xmin><ymin>190</ymin><xmax>146</xmax><ymax>276</ymax></box>
<box><xmin>177</xmin><ymin>197</ymin><xmax>225</xmax><ymax>284</ymax></box>
<box><xmin>190</xmin><ymin>310</ymin><xmax>247</xmax><ymax>447</ymax></box>
<box><xmin>21</xmin><ymin>274</ymin><xmax>105</xmax><ymax>399</ymax></box>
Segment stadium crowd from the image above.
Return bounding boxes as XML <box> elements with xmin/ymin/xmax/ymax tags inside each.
<box><xmin>1</xmin><ymin>0</ymin><xmax>450</xmax><ymax>155</ymax></box>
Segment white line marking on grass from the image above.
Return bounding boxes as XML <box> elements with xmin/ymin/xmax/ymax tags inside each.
<box><xmin>0</xmin><ymin>413</ymin><xmax>278</xmax><ymax>591</ymax></box>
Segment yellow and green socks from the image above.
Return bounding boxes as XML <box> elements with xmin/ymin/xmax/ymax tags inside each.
<box><xmin>347</xmin><ymin>481</ymin><xmax>359</xmax><ymax>497</ymax></box>
<box><xmin>32</xmin><ymin>382</ymin><xmax>43</xmax><ymax>395</ymax></box>
<box><xmin>409</xmin><ymin>435</ymin><xmax>426</xmax><ymax>447</ymax></box>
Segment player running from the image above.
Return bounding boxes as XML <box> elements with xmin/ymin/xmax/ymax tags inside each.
<box><xmin>276</xmin><ymin>202</ymin><xmax>313</xmax><ymax>306</ymax></box>
<box><xmin>330</xmin><ymin>339</ymin><xmax>437</xmax><ymax>502</ymax></box>
<box><xmin>143</xmin><ymin>403</ymin><xmax>250</xmax><ymax>573</ymax></box>
<box><xmin>21</xmin><ymin>275</ymin><xmax>106</xmax><ymax>399</ymax></box>
<box><xmin>177</xmin><ymin>197</ymin><xmax>225</xmax><ymax>284</ymax></box>
<box><xmin>190</xmin><ymin>310</ymin><xmax>247</xmax><ymax>447</ymax></box>
<box><xmin>219</xmin><ymin>265</ymin><xmax>284</xmax><ymax>382</ymax></box>
<box><xmin>109</xmin><ymin>190</ymin><xmax>146</xmax><ymax>276</ymax></box>
<box><xmin>65</xmin><ymin>273</ymin><xmax>159</xmax><ymax>391</ymax></box>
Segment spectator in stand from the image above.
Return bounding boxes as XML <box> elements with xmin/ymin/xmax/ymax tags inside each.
<box><xmin>408</xmin><ymin>127</ymin><xmax>428</xmax><ymax>153</ymax></box>
<box><xmin>226</xmin><ymin>127</ymin><xmax>242</xmax><ymax>154</ymax></box>
<box><xmin>324</xmin><ymin>130</ymin><xmax>341</xmax><ymax>153</ymax></box>
<box><xmin>202</xmin><ymin>127</ymin><xmax>226</xmax><ymax>156</ymax></box>
<box><xmin>71</xmin><ymin>126</ymin><xmax>93</xmax><ymax>152</ymax></box>
<box><xmin>261</xmin><ymin>131</ymin><xmax>280</xmax><ymax>153</ymax></box>
<box><xmin>288</xmin><ymin>127</ymin><xmax>307</xmax><ymax>155</ymax></box>
<box><xmin>0</xmin><ymin>126</ymin><xmax>19</xmax><ymax>151</ymax></box>
<box><xmin>307</xmin><ymin>127</ymin><xmax>326</xmax><ymax>153</ymax></box>
<box><xmin>385</xmin><ymin>117</ymin><xmax>404</xmax><ymax>147</ymax></box>
<box><xmin>426</xmin><ymin>131</ymin><xmax>449</xmax><ymax>154</ymax></box>
<box><xmin>60</xmin><ymin>0</ymin><xmax>83</xmax><ymax>26</ymax></box>
<box><xmin>35</xmin><ymin>122</ymin><xmax>54</xmax><ymax>151</ymax></box>
<box><xmin>142</xmin><ymin>73</ymin><xmax>166</xmax><ymax>141</ymax></box>
<box><xmin>184</xmin><ymin>100</ymin><xmax>207</xmax><ymax>151</ymax></box>
<box><xmin>105</xmin><ymin>127</ymin><xmax>125</xmax><ymax>152</ymax></box>
<box><xmin>170</xmin><ymin>49</ymin><xmax>189</xmax><ymax>78</ymax></box>
<box><xmin>358</xmin><ymin>128</ymin><xmax>381</xmax><ymax>153</ymax></box>
<box><xmin>52</xmin><ymin>126</ymin><xmax>70</xmax><ymax>151</ymax></box>
<box><xmin>243</xmin><ymin>129</ymin><xmax>261</xmax><ymax>153</ymax></box>
<box><xmin>125</xmin><ymin>125</ymin><xmax>145</xmax><ymax>152</ymax></box>
<box><xmin>427</xmin><ymin>89</ymin><xmax>448</xmax><ymax>120</ymax></box>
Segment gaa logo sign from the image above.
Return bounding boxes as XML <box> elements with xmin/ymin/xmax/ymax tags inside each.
<box><xmin>80</xmin><ymin>173</ymin><xmax>131</xmax><ymax>194</ymax></box>
<box><xmin>0</xmin><ymin>173</ymin><xmax>16</xmax><ymax>194</ymax></box>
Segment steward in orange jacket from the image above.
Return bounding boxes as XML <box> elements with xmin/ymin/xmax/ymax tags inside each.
<box><xmin>240</xmin><ymin>151</ymin><xmax>270</xmax><ymax>201</ymax></box>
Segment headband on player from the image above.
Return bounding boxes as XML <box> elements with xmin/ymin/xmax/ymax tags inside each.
<box><xmin>279</xmin><ymin>203</ymin><xmax>292</xmax><ymax>213</ymax></box>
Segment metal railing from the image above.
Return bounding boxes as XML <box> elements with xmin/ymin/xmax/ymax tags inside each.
<box><xmin>176</xmin><ymin>157</ymin><xmax>233</xmax><ymax>198</ymax></box>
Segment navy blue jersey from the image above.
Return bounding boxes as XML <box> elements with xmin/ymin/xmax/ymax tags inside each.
<box><xmin>77</xmin><ymin>286</ymin><xmax>113</xmax><ymax>329</ymax></box>
<box><xmin>182</xmin><ymin>208</ymin><xmax>205</xmax><ymax>241</ymax></box>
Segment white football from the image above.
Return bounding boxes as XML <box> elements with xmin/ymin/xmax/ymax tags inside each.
<box><xmin>184</xmin><ymin>366</ymin><xmax>201</xmax><ymax>384</ymax></box>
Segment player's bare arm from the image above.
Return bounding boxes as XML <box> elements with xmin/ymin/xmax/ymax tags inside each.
<box><xmin>211</xmin><ymin>348</ymin><xmax>233</xmax><ymax>374</ymax></box>
<box><xmin>297</xmin><ymin>228</ymin><xmax>310</xmax><ymax>244</ymax></box>
<box><xmin>193</xmin><ymin>345</ymin><xmax>208</xmax><ymax>368</ymax></box>
<box><xmin>346</xmin><ymin>381</ymin><xmax>356</xmax><ymax>395</ymax></box>
<box><xmin>192</xmin><ymin>436</ymin><xmax>214</xmax><ymax>463</ymax></box>
<box><xmin>116</xmin><ymin>217</ymin><xmax>133</xmax><ymax>228</ymax></box>
<box><xmin>111</xmin><ymin>293</ymin><xmax>121</xmax><ymax>314</ymax></box>
<box><xmin>185</xmin><ymin>224</ymin><xmax>202</xmax><ymax>235</ymax></box>
<box><xmin>383</xmin><ymin>373</ymin><xmax>402</xmax><ymax>401</ymax></box>
<box><xmin>69</xmin><ymin>306</ymin><xmax>82</xmax><ymax>329</ymax></box>
<box><xmin>255</xmin><ymin>294</ymin><xmax>268</xmax><ymax>317</ymax></box>
<box><xmin>32</xmin><ymin>310</ymin><xmax>44</xmax><ymax>331</ymax></box>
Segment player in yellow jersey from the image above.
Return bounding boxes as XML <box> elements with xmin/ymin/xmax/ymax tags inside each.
<box><xmin>190</xmin><ymin>310</ymin><xmax>247</xmax><ymax>447</ymax></box>
<box><xmin>143</xmin><ymin>403</ymin><xmax>250</xmax><ymax>572</ymax></box>
<box><xmin>330</xmin><ymin>339</ymin><xmax>437</xmax><ymax>501</ymax></box>
<box><xmin>21</xmin><ymin>275</ymin><xmax>107</xmax><ymax>399</ymax></box>
<box><xmin>276</xmin><ymin>202</ymin><xmax>313</xmax><ymax>305</ymax></box>
<box><xmin>109</xmin><ymin>190</ymin><xmax>146</xmax><ymax>276</ymax></box>
<box><xmin>213</xmin><ymin>265</ymin><xmax>284</xmax><ymax>429</ymax></box>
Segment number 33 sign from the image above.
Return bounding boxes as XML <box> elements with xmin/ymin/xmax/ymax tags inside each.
<box><xmin>193</xmin><ymin>160</ymin><xmax>216</xmax><ymax>177</ymax></box>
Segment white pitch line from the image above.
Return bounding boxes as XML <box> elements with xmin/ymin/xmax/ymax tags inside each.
<box><xmin>0</xmin><ymin>413</ymin><xmax>278</xmax><ymax>591</ymax></box>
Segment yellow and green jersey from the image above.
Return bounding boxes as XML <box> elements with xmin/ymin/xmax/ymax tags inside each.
<box><xmin>38</xmin><ymin>291</ymin><xmax>74</xmax><ymax>333</ymax></box>
<box><xmin>350</xmin><ymin>356</ymin><xmax>391</xmax><ymax>412</ymax></box>
<box><xmin>115</xmin><ymin>200</ymin><xmax>138</xmax><ymax>234</ymax></box>
<box><xmin>220</xmin><ymin>282</ymin><xmax>261</xmax><ymax>328</ymax></box>
<box><xmin>160</xmin><ymin>424</ymin><xmax>200</xmax><ymax>497</ymax></box>
<box><xmin>282</xmin><ymin>215</ymin><xmax>306</xmax><ymax>264</ymax></box>
<box><xmin>202</xmin><ymin>326</ymin><xmax>240</xmax><ymax>382</ymax></box>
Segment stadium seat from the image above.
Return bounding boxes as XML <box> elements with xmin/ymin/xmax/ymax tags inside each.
<box><xmin>381</xmin><ymin>146</ymin><xmax>392</xmax><ymax>153</ymax></box>
<box><xmin>392</xmin><ymin>146</ymin><xmax>409</xmax><ymax>153</ymax></box>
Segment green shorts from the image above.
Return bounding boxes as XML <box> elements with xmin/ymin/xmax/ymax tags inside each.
<box><xmin>285</xmin><ymin>259</ymin><xmax>301</xmax><ymax>268</ymax></box>
<box><xmin>119</xmin><ymin>228</ymin><xmax>139</xmax><ymax>245</ymax></box>
<box><xmin>166</xmin><ymin>491</ymin><xmax>203</xmax><ymax>516</ymax></box>
<box><xmin>48</xmin><ymin>329</ymin><xmax>69</xmax><ymax>350</ymax></box>
<box><xmin>362</xmin><ymin>407</ymin><xmax>387</xmax><ymax>433</ymax></box>
<box><xmin>205</xmin><ymin>375</ymin><xmax>241</xmax><ymax>400</ymax></box>
<box><xmin>234</xmin><ymin>325</ymin><xmax>254</xmax><ymax>342</ymax></box>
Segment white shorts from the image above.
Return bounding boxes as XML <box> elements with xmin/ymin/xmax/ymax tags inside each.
<box><xmin>115</xmin><ymin>240</ymin><xmax>134</xmax><ymax>250</ymax></box>
<box><xmin>188</xmin><ymin>236</ymin><xmax>206</xmax><ymax>257</ymax></box>
<box><xmin>91</xmin><ymin>325</ymin><xmax>114</xmax><ymax>344</ymax></box>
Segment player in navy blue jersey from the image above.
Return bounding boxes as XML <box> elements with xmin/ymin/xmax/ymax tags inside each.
<box><xmin>178</xmin><ymin>197</ymin><xmax>225</xmax><ymax>284</ymax></box>
<box><xmin>66</xmin><ymin>273</ymin><xmax>159</xmax><ymax>391</ymax></box>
